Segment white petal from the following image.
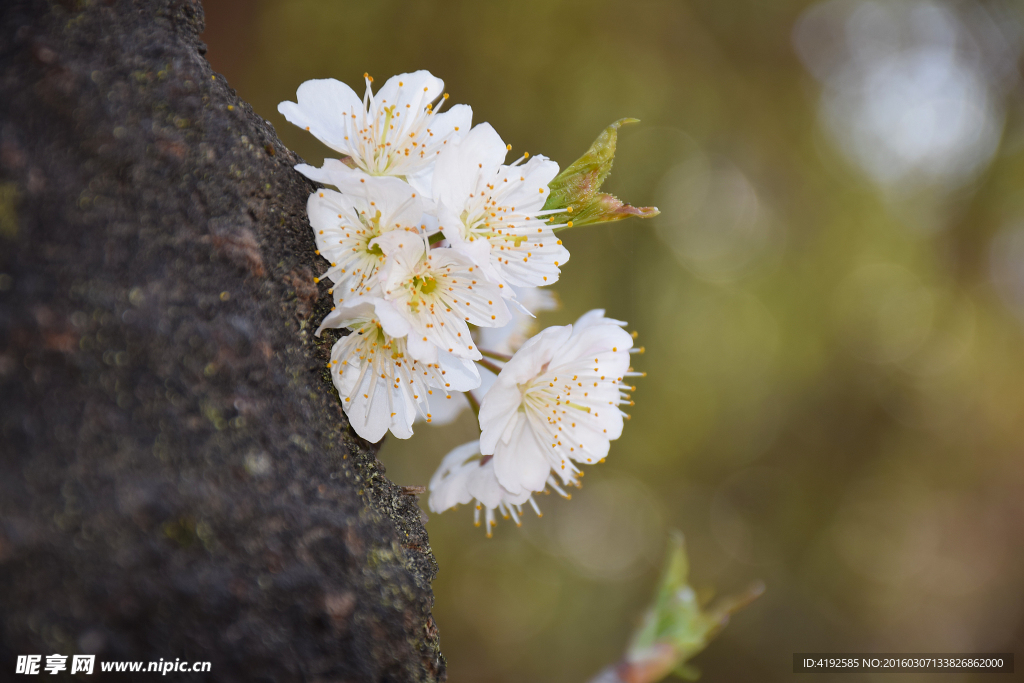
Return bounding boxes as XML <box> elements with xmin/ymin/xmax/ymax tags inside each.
<box><xmin>377</xmin><ymin>231</ymin><xmax>426</xmax><ymax>264</ymax></box>
<box><xmin>432</xmin><ymin>122</ymin><xmax>507</xmax><ymax>211</ymax></box>
<box><xmin>500</xmin><ymin>154</ymin><xmax>560</xmax><ymax>213</ymax></box>
<box><xmin>365</xmin><ymin>297</ymin><xmax>412</xmax><ymax>339</ymax></box>
<box><xmin>295</xmin><ymin>159</ymin><xmax>364</xmax><ymax>191</ymax></box>
<box><xmin>498</xmin><ymin>324</ymin><xmax>573</xmax><ymax>383</ymax></box>
<box><xmin>556</xmin><ymin>325</ymin><xmax>633</xmax><ymax>377</ymax></box>
<box><xmin>419</xmin><ymin>390</ymin><xmax>468</xmax><ymax>425</ymax></box>
<box><xmin>433</xmin><ymin>440</ymin><xmax>483</xmax><ymax>479</ymax></box>
<box><xmin>444</xmin><ymin>225</ymin><xmax>501</xmax><ymax>284</ymax></box>
<box><xmin>492</xmin><ymin>420</ymin><xmax>552</xmax><ymax>495</ymax></box>
<box><xmin>315</xmin><ymin>300</ymin><xmax>376</xmax><ymax>337</ymax></box>
<box><xmin>406</xmin><ymin>334</ymin><xmax>441</xmax><ymax>365</ymax></box>
<box><xmin>428</xmin><ymin>104</ymin><xmax>473</xmax><ymax>145</ymax></box>
<box><xmin>374</xmin><ymin>71</ymin><xmax>444</xmax><ymax>118</ymax></box>
<box><xmin>466</xmin><ymin>461</ymin><xmax>508</xmax><ymax>508</ymax></box>
<box><xmin>572</xmin><ymin>309</ymin><xmax>628</xmax><ymax>333</ymax></box>
<box><xmin>478</xmin><ymin>381</ymin><xmax>522</xmax><ymax>454</ymax></box>
<box><xmin>387</xmin><ymin>388</ymin><xmax>416</xmax><ymax>440</ymax></box>
<box><xmin>344</xmin><ymin>376</ymin><xmax>392</xmax><ymax>443</ymax></box>
<box><xmin>487</xmin><ymin>229</ymin><xmax>569</xmax><ymax>289</ymax></box>
<box><xmin>562</xmin><ymin>416</ymin><xmax>613</xmax><ymax>463</ymax></box>
<box><xmin>428</xmin><ymin>470</ymin><xmax>474</xmax><ymax>513</ymax></box>
<box><xmin>437</xmin><ymin>351</ymin><xmax>481</xmax><ymax>391</ymax></box>
<box><xmin>278</xmin><ymin>79</ymin><xmax>362</xmax><ymax>155</ymax></box>
<box><xmin>428</xmin><ymin>440</ymin><xmax>482</xmax><ymax>512</ymax></box>
<box><xmin>306</xmin><ymin>188</ymin><xmax>344</xmax><ymax>238</ymax></box>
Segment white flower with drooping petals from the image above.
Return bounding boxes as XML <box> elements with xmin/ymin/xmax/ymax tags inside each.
<box><xmin>428</xmin><ymin>441</ymin><xmax>576</xmax><ymax>536</ymax></box>
<box><xmin>375</xmin><ymin>232</ymin><xmax>511</xmax><ymax>362</ymax></box>
<box><xmin>478</xmin><ymin>310</ymin><xmax>639</xmax><ymax>495</ymax></box>
<box><xmin>315</xmin><ymin>299</ymin><xmax>479</xmax><ymax>442</ymax></box>
<box><xmin>279</xmin><ymin>70</ymin><xmax>471</xmax><ymax>194</ymax></box>
<box><xmin>433</xmin><ymin>123</ymin><xmax>570</xmax><ymax>292</ymax></box>
<box><xmin>306</xmin><ymin>176</ymin><xmax>433</xmax><ymax>306</ymax></box>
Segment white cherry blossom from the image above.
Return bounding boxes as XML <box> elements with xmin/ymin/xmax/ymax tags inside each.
<box><xmin>306</xmin><ymin>176</ymin><xmax>433</xmax><ymax>306</ymax></box>
<box><xmin>315</xmin><ymin>299</ymin><xmax>478</xmax><ymax>442</ymax></box>
<box><xmin>279</xmin><ymin>70</ymin><xmax>471</xmax><ymax>193</ymax></box>
<box><xmin>478</xmin><ymin>311</ymin><xmax>639</xmax><ymax>495</ymax></box>
<box><xmin>428</xmin><ymin>440</ymin><xmax>576</xmax><ymax>536</ymax></box>
<box><xmin>432</xmin><ymin>123</ymin><xmax>570</xmax><ymax>292</ymax></box>
<box><xmin>375</xmin><ymin>232</ymin><xmax>510</xmax><ymax>362</ymax></box>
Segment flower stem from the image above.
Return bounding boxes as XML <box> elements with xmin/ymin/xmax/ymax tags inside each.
<box><xmin>476</xmin><ymin>357</ymin><xmax>504</xmax><ymax>375</ymax></box>
<box><xmin>479</xmin><ymin>348</ymin><xmax>512</xmax><ymax>362</ymax></box>
<box><xmin>465</xmin><ymin>390</ymin><xmax>481</xmax><ymax>420</ymax></box>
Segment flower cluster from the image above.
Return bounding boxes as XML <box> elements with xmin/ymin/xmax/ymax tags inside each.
<box><xmin>282</xmin><ymin>70</ymin><xmax>655</xmax><ymax>535</ymax></box>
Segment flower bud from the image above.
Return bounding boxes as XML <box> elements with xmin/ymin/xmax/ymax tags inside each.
<box><xmin>542</xmin><ymin>118</ymin><xmax>659</xmax><ymax>228</ymax></box>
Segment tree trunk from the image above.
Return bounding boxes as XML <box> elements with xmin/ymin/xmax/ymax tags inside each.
<box><xmin>0</xmin><ymin>1</ymin><xmax>443</xmax><ymax>681</ymax></box>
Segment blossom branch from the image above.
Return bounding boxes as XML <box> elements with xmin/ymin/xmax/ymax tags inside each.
<box><xmin>464</xmin><ymin>390</ymin><xmax>482</xmax><ymax>419</ymax></box>
<box><xmin>478</xmin><ymin>348</ymin><xmax>513</xmax><ymax>362</ymax></box>
<box><xmin>475</xmin><ymin>357</ymin><xmax>505</xmax><ymax>375</ymax></box>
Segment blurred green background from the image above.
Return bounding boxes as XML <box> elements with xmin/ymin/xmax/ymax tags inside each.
<box><xmin>202</xmin><ymin>0</ymin><xmax>1024</xmax><ymax>680</ymax></box>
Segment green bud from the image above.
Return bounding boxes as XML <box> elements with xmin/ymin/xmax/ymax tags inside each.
<box><xmin>621</xmin><ymin>532</ymin><xmax>764</xmax><ymax>683</ymax></box>
<box><xmin>543</xmin><ymin>118</ymin><xmax>659</xmax><ymax>229</ymax></box>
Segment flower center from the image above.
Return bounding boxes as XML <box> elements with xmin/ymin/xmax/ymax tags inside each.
<box><xmin>412</xmin><ymin>275</ymin><xmax>437</xmax><ymax>295</ymax></box>
<box><xmin>462</xmin><ymin>207</ymin><xmax>529</xmax><ymax>248</ymax></box>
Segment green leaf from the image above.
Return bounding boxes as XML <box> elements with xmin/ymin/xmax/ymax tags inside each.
<box><xmin>542</xmin><ymin>119</ymin><xmax>659</xmax><ymax>229</ymax></box>
<box><xmin>620</xmin><ymin>532</ymin><xmax>764</xmax><ymax>683</ymax></box>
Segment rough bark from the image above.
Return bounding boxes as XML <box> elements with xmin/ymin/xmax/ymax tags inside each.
<box><xmin>0</xmin><ymin>1</ymin><xmax>443</xmax><ymax>681</ymax></box>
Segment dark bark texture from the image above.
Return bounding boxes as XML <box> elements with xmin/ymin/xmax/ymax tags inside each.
<box><xmin>0</xmin><ymin>1</ymin><xmax>443</xmax><ymax>681</ymax></box>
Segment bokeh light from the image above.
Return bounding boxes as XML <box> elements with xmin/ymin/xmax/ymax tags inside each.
<box><xmin>794</xmin><ymin>0</ymin><xmax>1019</xmax><ymax>189</ymax></box>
